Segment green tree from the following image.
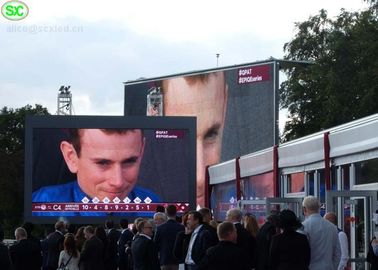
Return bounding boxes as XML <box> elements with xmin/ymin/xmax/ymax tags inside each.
<box><xmin>0</xmin><ymin>104</ymin><xmax>49</xmax><ymax>236</ymax></box>
<box><xmin>365</xmin><ymin>0</ymin><xmax>378</xmax><ymax>9</ymax></box>
<box><xmin>280</xmin><ymin>4</ymin><xmax>378</xmax><ymax>141</ymax></box>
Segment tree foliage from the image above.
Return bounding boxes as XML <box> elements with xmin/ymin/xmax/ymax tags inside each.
<box><xmin>0</xmin><ymin>104</ymin><xmax>49</xmax><ymax>236</ymax></box>
<box><xmin>365</xmin><ymin>0</ymin><xmax>378</xmax><ymax>9</ymax></box>
<box><xmin>280</xmin><ymin>4</ymin><xmax>378</xmax><ymax>141</ymax></box>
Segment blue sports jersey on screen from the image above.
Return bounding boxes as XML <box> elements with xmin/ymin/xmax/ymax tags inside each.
<box><xmin>32</xmin><ymin>181</ymin><xmax>161</xmax><ymax>216</ymax></box>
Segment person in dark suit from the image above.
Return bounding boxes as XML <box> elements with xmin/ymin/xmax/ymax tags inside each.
<box><xmin>95</xmin><ymin>226</ymin><xmax>107</xmax><ymax>262</ymax></box>
<box><xmin>173</xmin><ymin>228</ymin><xmax>190</xmax><ymax>265</ymax></box>
<box><xmin>41</xmin><ymin>226</ymin><xmax>55</xmax><ymax>270</ymax></box>
<box><xmin>0</xmin><ymin>227</ymin><xmax>11</xmax><ymax>270</ymax></box>
<box><xmin>154</xmin><ymin>204</ymin><xmax>185</xmax><ymax>270</ymax></box>
<box><xmin>198</xmin><ymin>221</ymin><xmax>249</xmax><ymax>270</ymax></box>
<box><xmin>9</xmin><ymin>227</ymin><xmax>42</xmax><ymax>270</ymax></box>
<box><xmin>80</xmin><ymin>226</ymin><xmax>105</xmax><ymax>270</ymax></box>
<box><xmin>226</xmin><ymin>208</ymin><xmax>256</xmax><ymax>269</ymax></box>
<box><xmin>131</xmin><ymin>220</ymin><xmax>160</xmax><ymax>270</ymax></box>
<box><xmin>269</xmin><ymin>209</ymin><xmax>310</xmax><ymax>270</ymax></box>
<box><xmin>255</xmin><ymin>211</ymin><xmax>279</xmax><ymax>270</ymax></box>
<box><xmin>183</xmin><ymin>211</ymin><xmax>216</xmax><ymax>270</ymax></box>
<box><xmin>118</xmin><ymin>219</ymin><xmax>134</xmax><ymax>270</ymax></box>
<box><xmin>105</xmin><ymin>219</ymin><xmax>121</xmax><ymax>270</ymax></box>
<box><xmin>46</xmin><ymin>221</ymin><xmax>65</xmax><ymax>270</ymax></box>
<box><xmin>198</xmin><ymin>208</ymin><xmax>218</xmax><ymax>246</ymax></box>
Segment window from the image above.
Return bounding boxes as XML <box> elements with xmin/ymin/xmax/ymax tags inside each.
<box><xmin>355</xmin><ymin>158</ymin><xmax>378</xmax><ymax>185</ymax></box>
<box><xmin>211</xmin><ymin>181</ymin><xmax>236</xmax><ymax>221</ymax></box>
<box><xmin>241</xmin><ymin>172</ymin><xmax>274</xmax><ymax>200</ymax></box>
<box><xmin>287</xmin><ymin>172</ymin><xmax>305</xmax><ymax>193</ymax></box>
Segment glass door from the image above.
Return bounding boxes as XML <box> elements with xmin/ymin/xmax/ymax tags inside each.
<box><xmin>326</xmin><ymin>190</ymin><xmax>378</xmax><ymax>270</ymax></box>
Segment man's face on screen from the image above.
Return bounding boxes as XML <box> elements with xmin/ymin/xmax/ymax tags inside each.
<box><xmin>163</xmin><ymin>72</ymin><xmax>227</xmax><ymax>206</ymax></box>
<box><xmin>62</xmin><ymin>129</ymin><xmax>144</xmax><ymax>201</ymax></box>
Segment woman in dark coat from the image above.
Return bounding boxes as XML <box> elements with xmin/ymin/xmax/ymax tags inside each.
<box><xmin>269</xmin><ymin>209</ymin><xmax>311</xmax><ymax>270</ymax></box>
<box><xmin>367</xmin><ymin>232</ymin><xmax>378</xmax><ymax>270</ymax></box>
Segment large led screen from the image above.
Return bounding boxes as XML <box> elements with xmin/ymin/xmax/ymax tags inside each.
<box><xmin>25</xmin><ymin>116</ymin><xmax>196</xmax><ymax>223</ymax></box>
<box><xmin>124</xmin><ymin>61</ymin><xmax>278</xmax><ymax>206</ymax></box>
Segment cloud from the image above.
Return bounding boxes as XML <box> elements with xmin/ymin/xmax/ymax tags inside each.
<box><xmin>0</xmin><ymin>82</ymin><xmax>57</xmax><ymax>113</ymax></box>
<box><xmin>25</xmin><ymin>0</ymin><xmax>368</xmax><ymax>43</ymax></box>
<box><xmin>0</xmin><ymin>0</ymin><xmax>369</xmax><ymax>116</ymax></box>
<box><xmin>0</xmin><ymin>19</ymin><xmax>229</xmax><ymax>115</ymax></box>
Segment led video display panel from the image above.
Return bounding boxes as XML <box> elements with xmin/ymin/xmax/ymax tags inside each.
<box><xmin>124</xmin><ymin>61</ymin><xmax>278</xmax><ymax>206</ymax></box>
<box><xmin>25</xmin><ymin>116</ymin><xmax>196</xmax><ymax>223</ymax></box>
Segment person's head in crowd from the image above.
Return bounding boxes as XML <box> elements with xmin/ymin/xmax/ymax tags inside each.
<box><xmin>14</xmin><ymin>227</ymin><xmax>27</xmax><ymax>242</ymax></box>
<box><xmin>160</xmin><ymin>72</ymin><xmax>228</xmax><ymax>206</ymax></box>
<box><xmin>95</xmin><ymin>226</ymin><xmax>107</xmax><ymax>243</ymax></box>
<box><xmin>217</xmin><ymin>221</ymin><xmax>237</xmax><ymax>243</ymax></box>
<box><xmin>137</xmin><ymin>220</ymin><xmax>154</xmax><ymax>237</ymax></box>
<box><xmin>105</xmin><ymin>219</ymin><xmax>115</xmax><ymax>230</ymax></box>
<box><xmin>277</xmin><ymin>209</ymin><xmax>302</xmax><ymax>231</ymax></box>
<box><xmin>83</xmin><ymin>226</ymin><xmax>95</xmax><ymax>240</ymax></box>
<box><xmin>75</xmin><ymin>226</ymin><xmax>85</xmax><ymax>238</ymax></box>
<box><xmin>209</xmin><ymin>220</ymin><xmax>219</xmax><ymax>230</ymax></box>
<box><xmin>153</xmin><ymin>212</ymin><xmax>167</xmax><ymax>226</ymax></box>
<box><xmin>266</xmin><ymin>210</ymin><xmax>280</xmax><ymax>226</ymax></box>
<box><xmin>155</xmin><ymin>205</ymin><xmax>165</xmax><ymax>213</ymax></box>
<box><xmin>132</xmin><ymin>217</ymin><xmax>144</xmax><ymax>235</ymax></box>
<box><xmin>181</xmin><ymin>212</ymin><xmax>190</xmax><ymax>227</ymax></box>
<box><xmin>324</xmin><ymin>212</ymin><xmax>338</xmax><ymax>226</ymax></box>
<box><xmin>199</xmin><ymin>207</ymin><xmax>212</xmax><ymax>224</ymax></box>
<box><xmin>187</xmin><ymin>211</ymin><xmax>203</xmax><ymax>231</ymax></box>
<box><xmin>61</xmin><ymin>128</ymin><xmax>145</xmax><ymax>201</ymax></box>
<box><xmin>166</xmin><ymin>204</ymin><xmax>178</xmax><ymax>219</ymax></box>
<box><xmin>226</xmin><ymin>208</ymin><xmax>243</xmax><ymax>223</ymax></box>
<box><xmin>244</xmin><ymin>213</ymin><xmax>259</xmax><ymax>237</ymax></box>
<box><xmin>64</xmin><ymin>233</ymin><xmax>79</xmax><ymax>257</ymax></box>
<box><xmin>120</xmin><ymin>219</ymin><xmax>129</xmax><ymax>230</ymax></box>
<box><xmin>55</xmin><ymin>220</ymin><xmax>66</xmax><ymax>233</ymax></box>
<box><xmin>302</xmin><ymin>196</ymin><xmax>321</xmax><ymax>217</ymax></box>
<box><xmin>74</xmin><ymin>226</ymin><xmax>86</xmax><ymax>251</ymax></box>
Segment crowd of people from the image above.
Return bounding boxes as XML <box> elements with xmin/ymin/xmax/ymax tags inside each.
<box><xmin>0</xmin><ymin>195</ymin><xmax>368</xmax><ymax>270</ymax></box>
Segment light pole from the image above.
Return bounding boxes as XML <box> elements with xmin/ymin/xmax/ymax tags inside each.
<box><xmin>57</xmin><ymin>86</ymin><xmax>72</xmax><ymax>115</ymax></box>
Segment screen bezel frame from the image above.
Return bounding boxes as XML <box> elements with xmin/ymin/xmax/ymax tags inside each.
<box><xmin>24</xmin><ymin>115</ymin><xmax>196</xmax><ymax>224</ymax></box>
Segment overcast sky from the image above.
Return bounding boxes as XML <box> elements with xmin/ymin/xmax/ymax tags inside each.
<box><xmin>0</xmin><ymin>0</ymin><xmax>369</xmax><ymax>129</ymax></box>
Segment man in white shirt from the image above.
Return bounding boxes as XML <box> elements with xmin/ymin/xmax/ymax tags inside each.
<box><xmin>301</xmin><ymin>196</ymin><xmax>341</xmax><ymax>270</ymax></box>
<box><xmin>324</xmin><ymin>212</ymin><xmax>349</xmax><ymax>270</ymax></box>
<box><xmin>184</xmin><ymin>211</ymin><xmax>214</xmax><ymax>270</ymax></box>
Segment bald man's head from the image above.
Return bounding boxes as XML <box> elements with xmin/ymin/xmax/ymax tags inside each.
<box><xmin>324</xmin><ymin>212</ymin><xmax>337</xmax><ymax>226</ymax></box>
